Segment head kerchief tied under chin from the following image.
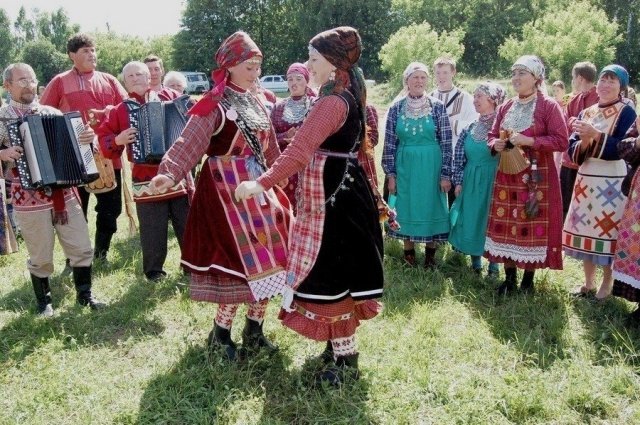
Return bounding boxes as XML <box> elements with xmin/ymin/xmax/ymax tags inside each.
<box><xmin>403</xmin><ymin>62</ymin><xmax>430</xmax><ymax>87</ymax></box>
<box><xmin>599</xmin><ymin>64</ymin><xmax>629</xmax><ymax>90</ymax></box>
<box><xmin>512</xmin><ymin>55</ymin><xmax>546</xmax><ymax>80</ymax></box>
<box><xmin>189</xmin><ymin>31</ymin><xmax>262</xmax><ymax>116</ymax></box>
<box><xmin>287</xmin><ymin>62</ymin><xmax>309</xmax><ymax>83</ymax></box>
<box><xmin>476</xmin><ymin>82</ymin><xmax>507</xmax><ymax>106</ymax></box>
<box><xmin>309</xmin><ymin>26</ymin><xmax>362</xmax><ymax>71</ymax></box>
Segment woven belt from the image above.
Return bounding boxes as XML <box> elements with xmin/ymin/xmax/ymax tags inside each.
<box><xmin>316</xmin><ymin>149</ymin><xmax>357</xmax><ymax>159</ymax></box>
<box><xmin>294</xmin><ymin>303</ymin><xmax>353</xmax><ymax>323</ymax></box>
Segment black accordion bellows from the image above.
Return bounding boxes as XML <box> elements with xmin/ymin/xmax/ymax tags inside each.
<box><xmin>7</xmin><ymin>112</ymin><xmax>99</xmax><ymax>191</ymax></box>
<box><xmin>125</xmin><ymin>95</ymin><xmax>190</xmax><ymax>164</ymax></box>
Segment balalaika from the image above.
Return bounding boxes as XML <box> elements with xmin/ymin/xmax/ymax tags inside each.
<box><xmin>7</xmin><ymin>111</ymin><xmax>99</xmax><ymax>192</ymax></box>
<box><xmin>124</xmin><ymin>94</ymin><xmax>190</xmax><ymax>164</ymax></box>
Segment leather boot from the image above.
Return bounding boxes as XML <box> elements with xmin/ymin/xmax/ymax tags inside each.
<box><xmin>314</xmin><ymin>340</ymin><xmax>334</xmax><ymax>365</ymax></box>
<box><xmin>207</xmin><ymin>324</ymin><xmax>238</xmax><ymax>360</ymax></box>
<box><xmin>31</xmin><ymin>274</ymin><xmax>54</xmax><ymax>317</ymax></box>
<box><xmin>73</xmin><ymin>266</ymin><xmax>106</xmax><ymax>310</ymax></box>
<box><xmin>316</xmin><ymin>353</ymin><xmax>360</xmax><ymax>387</ymax></box>
<box><xmin>424</xmin><ymin>247</ymin><xmax>437</xmax><ymax>270</ymax></box>
<box><xmin>242</xmin><ymin>318</ymin><xmax>278</xmax><ymax>353</ymax></box>
<box><xmin>93</xmin><ymin>231</ymin><xmax>112</xmax><ymax>261</ymax></box>
<box><xmin>497</xmin><ymin>267</ymin><xmax>517</xmax><ymax>295</ymax></box>
<box><xmin>520</xmin><ymin>270</ymin><xmax>535</xmax><ymax>293</ymax></box>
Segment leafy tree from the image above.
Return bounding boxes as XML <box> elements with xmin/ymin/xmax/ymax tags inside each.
<box><xmin>499</xmin><ymin>1</ymin><xmax>622</xmax><ymax>81</ymax></box>
<box><xmin>19</xmin><ymin>39</ymin><xmax>68</xmax><ymax>85</ymax></box>
<box><xmin>146</xmin><ymin>35</ymin><xmax>176</xmax><ymax>71</ymax></box>
<box><xmin>13</xmin><ymin>6</ymin><xmax>36</xmax><ymax>52</ymax></box>
<box><xmin>92</xmin><ymin>32</ymin><xmax>148</xmax><ymax>78</ymax></box>
<box><xmin>36</xmin><ymin>8</ymin><xmax>80</xmax><ymax>52</ymax></box>
<box><xmin>379</xmin><ymin>22</ymin><xmax>465</xmax><ymax>91</ymax></box>
<box><xmin>0</xmin><ymin>8</ymin><xmax>15</xmax><ymax>69</ymax></box>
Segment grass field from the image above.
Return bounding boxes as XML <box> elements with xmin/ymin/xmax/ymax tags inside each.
<box><xmin>1</xmin><ymin>86</ymin><xmax>640</xmax><ymax>424</ymax></box>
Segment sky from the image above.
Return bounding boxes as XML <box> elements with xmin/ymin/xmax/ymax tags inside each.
<box><xmin>3</xmin><ymin>0</ymin><xmax>187</xmax><ymax>38</ymax></box>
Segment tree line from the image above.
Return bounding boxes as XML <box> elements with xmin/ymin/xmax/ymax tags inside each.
<box><xmin>0</xmin><ymin>1</ymin><xmax>637</xmax><ymax>88</ymax></box>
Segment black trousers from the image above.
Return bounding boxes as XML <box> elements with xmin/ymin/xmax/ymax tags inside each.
<box><xmin>136</xmin><ymin>195</ymin><xmax>190</xmax><ymax>277</ymax></box>
<box><xmin>78</xmin><ymin>169</ymin><xmax>123</xmax><ymax>258</ymax></box>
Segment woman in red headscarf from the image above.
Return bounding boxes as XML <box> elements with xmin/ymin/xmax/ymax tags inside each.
<box><xmin>236</xmin><ymin>27</ymin><xmax>384</xmax><ymax>386</ymax></box>
<box><xmin>150</xmin><ymin>32</ymin><xmax>292</xmax><ymax>361</ymax></box>
<box><xmin>270</xmin><ymin>63</ymin><xmax>316</xmax><ymax>211</ymax></box>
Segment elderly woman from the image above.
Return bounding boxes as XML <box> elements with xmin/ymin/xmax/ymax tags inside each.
<box><xmin>486</xmin><ymin>55</ymin><xmax>568</xmax><ymax>294</ymax></box>
<box><xmin>449</xmin><ymin>82</ymin><xmax>506</xmax><ymax>277</ymax></box>
<box><xmin>236</xmin><ymin>26</ymin><xmax>383</xmax><ymax>385</ymax></box>
<box><xmin>270</xmin><ymin>63</ymin><xmax>315</xmax><ymax>209</ymax></box>
<box><xmin>163</xmin><ymin>71</ymin><xmax>188</xmax><ymax>94</ymax></box>
<box><xmin>382</xmin><ymin>62</ymin><xmax>452</xmax><ymax>269</ymax></box>
<box><xmin>150</xmin><ymin>32</ymin><xmax>292</xmax><ymax>361</ymax></box>
<box><xmin>563</xmin><ymin>65</ymin><xmax>637</xmax><ymax>299</ymax></box>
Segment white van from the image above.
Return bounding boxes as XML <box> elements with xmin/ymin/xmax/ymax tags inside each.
<box><xmin>180</xmin><ymin>72</ymin><xmax>210</xmax><ymax>94</ymax></box>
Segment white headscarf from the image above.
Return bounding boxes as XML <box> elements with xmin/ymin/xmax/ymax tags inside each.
<box><xmin>512</xmin><ymin>55</ymin><xmax>547</xmax><ymax>92</ymax></box>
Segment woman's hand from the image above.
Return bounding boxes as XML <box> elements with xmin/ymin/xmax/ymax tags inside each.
<box><xmin>149</xmin><ymin>174</ymin><xmax>175</xmax><ymax>194</ymax></box>
<box><xmin>0</xmin><ymin>146</ymin><xmax>23</xmax><ymax>162</ymax></box>
<box><xmin>235</xmin><ymin>180</ymin><xmax>265</xmax><ymax>201</ymax></box>
<box><xmin>440</xmin><ymin>179</ymin><xmax>451</xmax><ymax>193</ymax></box>
<box><xmin>78</xmin><ymin>127</ymin><xmax>96</xmax><ymax>145</ymax></box>
<box><xmin>455</xmin><ymin>184</ymin><xmax>462</xmax><ymax>196</ymax></box>
<box><xmin>387</xmin><ymin>176</ymin><xmax>396</xmax><ymax>194</ymax></box>
<box><xmin>510</xmin><ymin>132</ymin><xmax>534</xmax><ymax>147</ymax></box>
<box><xmin>572</xmin><ymin>120</ymin><xmax>601</xmax><ymax>142</ymax></box>
<box><xmin>115</xmin><ymin>128</ymin><xmax>137</xmax><ymax>146</ymax></box>
<box><xmin>283</xmin><ymin>127</ymin><xmax>297</xmax><ymax>143</ymax></box>
<box><xmin>493</xmin><ymin>138</ymin><xmax>507</xmax><ymax>152</ymax></box>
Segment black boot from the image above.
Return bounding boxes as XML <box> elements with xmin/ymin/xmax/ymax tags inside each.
<box><xmin>93</xmin><ymin>231</ymin><xmax>112</xmax><ymax>261</ymax></box>
<box><xmin>497</xmin><ymin>267</ymin><xmax>517</xmax><ymax>295</ymax></box>
<box><xmin>207</xmin><ymin>324</ymin><xmax>238</xmax><ymax>360</ymax></box>
<box><xmin>242</xmin><ymin>318</ymin><xmax>278</xmax><ymax>354</ymax></box>
<box><xmin>520</xmin><ymin>270</ymin><xmax>535</xmax><ymax>293</ymax></box>
<box><xmin>403</xmin><ymin>249</ymin><xmax>416</xmax><ymax>267</ymax></box>
<box><xmin>315</xmin><ymin>340</ymin><xmax>334</xmax><ymax>365</ymax></box>
<box><xmin>424</xmin><ymin>247</ymin><xmax>436</xmax><ymax>270</ymax></box>
<box><xmin>316</xmin><ymin>353</ymin><xmax>360</xmax><ymax>386</ymax></box>
<box><xmin>31</xmin><ymin>274</ymin><xmax>54</xmax><ymax>317</ymax></box>
<box><xmin>73</xmin><ymin>266</ymin><xmax>106</xmax><ymax>310</ymax></box>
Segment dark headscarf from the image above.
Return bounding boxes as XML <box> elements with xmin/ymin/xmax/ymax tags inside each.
<box><xmin>189</xmin><ymin>31</ymin><xmax>262</xmax><ymax>116</ymax></box>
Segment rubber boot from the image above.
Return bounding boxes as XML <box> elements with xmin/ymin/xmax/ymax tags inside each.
<box><xmin>73</xmin><ymin>266</ymin><xmax>106</xmax><ymax>309</ymax></box>
<box><xmin>207</xmin><ymin>324</ymin><xmax>238</xmax><ymax>361</ymax></box>
<box><xmin>31</xmin><ymin>274</ymin><xmax>53</xmax><ymax>317</ymax></box>
<box><xmin>497</xmin><ymin>267</ymin><xmax>517</xmax><ymax>295</ymax></box>
<box><xmin>520</xmin><ymin>270</ymin><xmax>535</xmax><ymax>293</ymax></box>
<box><xmin>242</xmin><ymin>318</ymin><xmax>278</xmax><ymax>354</ymax></box>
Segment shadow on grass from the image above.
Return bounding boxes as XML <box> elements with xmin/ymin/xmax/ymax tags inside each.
<box><xmin>0</xmin><ymin>231</ymin><xmax>187</xmax><ymax>366</ymax></box>
<box><xmin>135</xmin><ymin>345</ymin><xmax>374</xmax><ymax>424</ymax></box>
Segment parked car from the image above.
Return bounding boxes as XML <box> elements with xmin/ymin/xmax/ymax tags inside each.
<box><xmin>180</xmin><ymin>71</ymin><xmax>210</xmax><ymax>94</ymax></box>
<box><xmin>259</xmin><ymin>75</ymin><xmax>288</xmax><ymax>93</ymax></box>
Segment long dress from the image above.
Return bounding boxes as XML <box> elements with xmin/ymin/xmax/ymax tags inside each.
<box><xmin>257</xmin><ymin>90</ymin><xmax>384</xmax><ymax>341</ymax></box>
<box><xmin>449</xmin><ymin>124</ymin><xmax>498</xmax><ymax>256</ymax></box>
<box><xmin>158</xmin><ymin>84</ymin><xmax>292</xmax><ymax>304</ymax></box>
<box><xmin>562</xmin><ymin>100</ymin><xmax>637</xmax><ymax>265</ymax></box>
<box><xmin>382</xmin><ymin>96</ymin><xmax>452</xmax><ymax>242</ymax></box>
<box><xmin>484</xmin><ymin>92</ymin><xmax>568</xmax><ymax>269</ymax></box>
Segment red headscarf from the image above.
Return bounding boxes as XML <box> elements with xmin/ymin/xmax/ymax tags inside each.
<box><xmin>189</xmin><ymin>31</ymin><xmax>262</xmax><ymax>116</ymax></box>
<box><xmin>286</xmin><ymin>62</ymin><xmax>309</xmax><ymax>83</ymax></box>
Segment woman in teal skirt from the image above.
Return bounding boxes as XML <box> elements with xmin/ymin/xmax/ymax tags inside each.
<box><xmin>382</xmin><ymin>62</ymin><xmax>453</xmax><ymax>269</ymax></box>
<box><xmin>449</xmin><ymin>82</ymin><xmax>506</xmax><ymax>276</ymax></box>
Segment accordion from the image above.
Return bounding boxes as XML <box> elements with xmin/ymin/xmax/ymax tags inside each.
<box><xmin>7</xmin><ymin>112</ymin><xmax>99</xmax><ymax>192</ymax></box>
<box><xmin>125</xmin><ymin>95</ymin><xmax>190</xmax><ymax>164</ymax></box>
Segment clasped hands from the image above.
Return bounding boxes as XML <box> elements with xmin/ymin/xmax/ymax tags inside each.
<box><xmin>493</xmin><ymin>129</ymin><xmax>534</xmax><ymax>152</ymax></box>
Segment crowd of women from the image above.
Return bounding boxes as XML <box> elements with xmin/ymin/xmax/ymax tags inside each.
<box><xmin>2</xmin><ymin>25</ymin><xmax>640</xmax><ymax>387</ymax></box>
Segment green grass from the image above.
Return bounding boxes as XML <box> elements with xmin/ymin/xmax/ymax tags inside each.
<box><xmin>2</xmin><ymin>93</ymin><xmax>640</xmax><ymax>424</ymax></box>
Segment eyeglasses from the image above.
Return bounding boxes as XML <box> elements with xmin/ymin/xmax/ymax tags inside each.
<box><xmin>12</xmin><ymin>78</ymin><xmax>38</xmax><ymax>88</ymax></box>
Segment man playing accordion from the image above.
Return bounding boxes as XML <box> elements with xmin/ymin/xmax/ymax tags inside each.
<box><xmin>97</xmin><ymin>61</ymin><xmax>192</xmax><ymax>282</ymax></box>
<box><xmin>0</xmin><ymin>63</ymin><xmax>105</xmax><ymax>316</ymax></box>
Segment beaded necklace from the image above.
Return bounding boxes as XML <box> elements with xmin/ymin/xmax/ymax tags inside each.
<box><xmin>400</xmin><ymin>94</ymin><xmax>432</xmax><ymax>136</ymax></box>
<box><xmin>471</xmin><ymin>112</ymin><xmax>497</xmax><ymax>141</ymax></box>
<box><xmin>502</xmin><ymin>92</ymin><xmax>537</xmax><ymax>132</ymax></box>
<box><xmin>282</xmin><ymin>95</ymin><xmax>311</xmax><ymax>124</ymax></box>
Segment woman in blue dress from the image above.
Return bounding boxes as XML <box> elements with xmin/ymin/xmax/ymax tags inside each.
<box><xmin>449</xmin><ymin>82</ymin><xmax>506</xmax><ymax>276</ymax></box>
<box><xmin>382</xmin><ymin>62</ymin><xmax>453</xmax><ymax>269</ymax></box>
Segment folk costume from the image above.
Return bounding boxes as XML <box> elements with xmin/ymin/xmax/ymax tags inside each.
<box><xmin>97</xmin><ymin>88</ymin><xmax>192</xmax><ymax>281</ymax></box>
<box><xmin>562</xmin><ymin>66</ymin><xmax>637</xmax><ymax>267</ymax></box>
<box><xmin>41</xmin><ymin>65</ymin><xmax>128</xmax><ymax>260</ymax></box>
<box><xmin>0</xmin><ymin>99</ymin><xmax>103</xmax><ymax>315</ymax></box>
<box><xmin>449</xmin><ymin>83</ymin><xmax>506</xmax><ymax>275</ymax></box>
<box><xmin>429</xmin><ymin>84</ymin><xmax>477</xmax><ymax>152</ymax></box>
<box><xmin>382</xmin><ymin>62</ymin><xmax>453</xmax><ymax>268</ymax></box>
<box><xmin>560</xmin><ymin>86</ymin><xmax>599</xmax><ymax>219</ymax></box>
<box><xmin>270</xmin><ymin>63</ymin><xmax>315</xmax><ymax>211</ymax></box>
<box><xmin>157</xmin><ymin>32</ymin><xmax>292</xmax><ymax>359</ymax></box>
<box><xmin>253</xmin><ymin>27</ymin><xmax>383</xmax><ymax>384</ymax></box>
<box><xmin>612</xmin><ymin>136</ymin><xmax>640</xmax><ymax>322</ymax></box>
<box><xmin>485</xmin><ymin>56</ymin><xmax>568</xmax><ymax>292</ymax></box>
